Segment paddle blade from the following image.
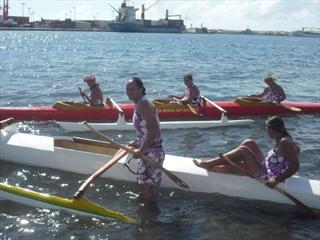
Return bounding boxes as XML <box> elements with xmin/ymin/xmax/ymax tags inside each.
<box><xmin>273</xmin><ymin>186</ymin><xmax>318</xmax><ymax>219</ymax></box>
<box><xmin>187</xmin><ymin>104</ymin><xmax>203</xmax><ymax>116</ymax></box>
<box><xmin>220</xmin><ymin>154</ymin><xmax>317</xmax><ymax>219</ymax></box>
<box><xmin>74</xmin><ymin>149</ymin><xmax>128</xmax><ymax>199</ymax></box>
<box><xmin>285</xmin><ymin>105</ymin><xmax>301</xmax><ymax>112</ymax></box>
<box><xmin>161</xmin><ymin>168</ymin><xmax>190</xmax><ymax>189</ymax></box>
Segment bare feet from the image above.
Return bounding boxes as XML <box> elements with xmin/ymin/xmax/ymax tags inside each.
<box><xmin>210</xmin><ymin>165</ymin><xmax>232</xmax><ymax>174</ymax></box>
<box><xmin>193</xmin><ymin>159</ymin><xmax>212</xmax><ymax>170</ymax></box>
<box><xmin>193</xmin><ymin>158</ymin><xmax>232</xmax><ymax>173</ymax></box>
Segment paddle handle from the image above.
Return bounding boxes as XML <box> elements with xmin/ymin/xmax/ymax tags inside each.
<box><xmin>74</xmin><ymin>149</ymin><xmax>128</xmax><ymax>199</ymax></box>
<box><xmin>79</xmin><ymin>87</ymin><xmax>88</xmax><ymax>103</ymax></box>
<box><xmin>221</xmin><ymin>154</ymin><xmax>317</xmax><ymax>218</ymax></box>
<box><xmin>83</xmin><ymin>122</ymin><xmax>190</xmax><ymax>189</ymax></box>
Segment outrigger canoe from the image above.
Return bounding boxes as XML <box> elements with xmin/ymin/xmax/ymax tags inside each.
<box><xmin>1</xmin><ymin>123</ymin><xmax>319</xmax><ymax>210</ymax></box>
<box><xmin>57</xmin><ymin>114</ymin><xmax>254</xmax><ymax>132</ymax></box>
<box><xmin>0</xmin><ymin>96</ymin><xmax>319</xmax><ymax>122</ymax></box>
<box><xmin>0</xmin><ymin>182</ymin><xmax>135</xmax><ymax>223</ymax></box>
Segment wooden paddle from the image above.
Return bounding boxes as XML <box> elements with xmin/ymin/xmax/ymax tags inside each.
<box><xmin>186</xmin><ymin>104</ymin><xmax>203</xmax><ymax>116</ymax></box>
<box><xmin>172</xmin><ymin>97</ymin><xmax>203</xmax><ymax>116</ymax></box>
<box><xmin>240</xmin><ymin>97</ymin><xmax>301</xmax><ymax>112</ymax></box>
<box><xmin>73</xmin><ymin>148</ymin><xmax>129</xmax><ymax>199</ymax></box>
<box><xmin>78</xmin><ymin>87</ymin><xmax>89</xmax><ymax>104</ymax></box>
<box><xmin>0</xmin><ymin>118</ymin><xmax>15</xmax><ymax>130</ymax></box>
<box><xmin>277</xmin><ymin>103</ymin><xmax>301</xmax><ymax>112</ymax></box>
<box><xmin>220</xmin><ymin>153</ymin><xmax>317</xmax><ymax>218</ymax></box>
<box><xmin>83</xmin><ymin>122</ymin><xmax>190</xmax><ymax>189</ymax></box>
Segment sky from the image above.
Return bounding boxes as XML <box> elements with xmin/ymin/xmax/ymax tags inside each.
<box><xmin>3</xmin><ymin>0</ymin><xmax>320</xmax><ymax>31</ymax></box>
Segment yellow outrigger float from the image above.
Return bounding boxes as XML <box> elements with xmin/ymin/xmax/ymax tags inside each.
<box><xmin>0</xmin><ymin>182</ymin><xmax>136</xmax><ymax>223</ymax></box>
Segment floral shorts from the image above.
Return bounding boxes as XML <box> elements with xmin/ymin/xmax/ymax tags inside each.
<box><xmin>137</xmin><ymin>151</ymin><xmax>165</xmax><ymax>186</ymax></box>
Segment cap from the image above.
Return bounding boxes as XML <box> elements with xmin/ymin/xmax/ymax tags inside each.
<box><xmin>183</xmin><ymin>74</ymin><xmax>193</xmax><ymax>80</ymax></box>
<box><xmin>83</xmin><ymin>75</ymin><xmax>96</xmax><ymax>82</ymax></box>
<box><xmin>264</xmin><ymin>74</ymin><xmax>277</xmax><ymax>81</ymax></box>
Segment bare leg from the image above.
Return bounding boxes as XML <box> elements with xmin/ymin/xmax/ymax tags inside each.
<box><xmin>240</xmin><ymin>139</ymin><xmax>264</xmax><ymax>162</ymax></box>
<box><xmin>193</xmin><ymin>139</ymin><xmax>264</xmax><ymax>174</ymax></box>
<box><xmin>140</xmin><ymin>184</ymin><xmax>155</xmax><ymax>204</ymax></box>
<box><xmin>193</xmin><ymin>156</ymin><xmax>224</xmax><ymax>170</ymax></box>
<box><xmin>138</xmin><ymin>184</ymin><xmax>159</xmax><ymax>220</ymax></box>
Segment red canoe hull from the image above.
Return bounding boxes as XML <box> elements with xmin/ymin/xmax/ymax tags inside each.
<box><xmin>0</xmin><ymin>101</ymin><xmax>319</xmax><ymax>122</ymax></box>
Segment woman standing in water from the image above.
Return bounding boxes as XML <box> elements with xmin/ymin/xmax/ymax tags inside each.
<box><xmin>126</xmin><ymin>77</ymin><xmax>165</xmax><ymax>212</ymax></box>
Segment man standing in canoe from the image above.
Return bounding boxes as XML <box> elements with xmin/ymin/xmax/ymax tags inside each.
<box><xmin>79</xmin><ymin>75</ymin><xmax>104</xmax><ymax>106</ymax></box>
<box><xmin>194</xmin><ymin>116</ymin><xmax>300</xmax><ymax>188</ymax></box>
<box><xmin>248</xmin><ymin>74</ymin><xmax>286</xmax><ymax>103</ymax></box>
<box><xmin>126</xmin><ymin>77</ymin><xmax>165</xmax><ymax>213</ymax></box>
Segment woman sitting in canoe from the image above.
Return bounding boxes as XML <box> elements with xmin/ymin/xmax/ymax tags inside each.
<box><xmin>79</xmin><ymin>75</ymin><xmax>104</xmax><ymax>106</ymax></box>
<box><xmin>193</xmin><ymin>116</ymin><xmax>300</xmax><ymax>188</ymax></box>
<box><xmin>247</xmin><ymin>74</ymin><xmax>286</xmax><ymax>103</ymax></box>
<box><xmin>170</xmin><ymin>74</ymin><xmax>201</xmax><ymax>107</ymax></box>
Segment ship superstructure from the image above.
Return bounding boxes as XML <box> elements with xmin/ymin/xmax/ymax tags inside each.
<box><xmin>107</xmin><ymin>0</ymin><xmax>184</xmax><ymax>33</ymax></box>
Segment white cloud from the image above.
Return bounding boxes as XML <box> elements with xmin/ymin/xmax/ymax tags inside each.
<box><xmin>173</xmin><ymin>0</ymin><xmax>319</xmax><ymax>31</ymax></box>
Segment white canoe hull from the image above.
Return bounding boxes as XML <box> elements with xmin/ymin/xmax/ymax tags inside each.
<box><xmin>57</xmin><ymin>115</ymin><xmax>254</xmax><ymax>132</ymax></box>
<box><xmin>1</xmin><ymin>124</ymin><xmax>319</xmax><ymax>210</ymax></box>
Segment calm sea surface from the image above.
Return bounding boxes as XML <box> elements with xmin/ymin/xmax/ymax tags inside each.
<box><xmin>0</xmin><ymin>31</ymin><xmax>319</xmax><ymax>239</ymax></box>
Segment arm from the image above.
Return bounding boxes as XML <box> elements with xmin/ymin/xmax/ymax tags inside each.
<box><xmin>266</xmin><ymin>138</ymin><xmax>300</xmax><ymax>187</ymax></box>
<box><xmin>170</xmin><ymin>94</ymin><xmax>183</xmax><ymax>100</ymax></box>
<box><xmin>80</xmin><ymin>90</ymin><xmax>91</xmax><ymax>104</ymax></box>
<box><xmin>248</xmin><ymin>87</ymin><xmax>268</xmax><ymax>98</ymax></box>
<box><xmin>133</xmin><ymin>101</ymin><xmax>159</xmax><ymax>158</ymax></box>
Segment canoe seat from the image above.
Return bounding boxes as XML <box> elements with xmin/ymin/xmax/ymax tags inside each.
<box><xmin>54</xmin><ymin>138</ymin><xmax>118</xmax><ymax>156</ymax></box>
<box><xmin>53</xmin><ymin>101</ymin><xmax>105</xmax><ymax>110</ymax></box>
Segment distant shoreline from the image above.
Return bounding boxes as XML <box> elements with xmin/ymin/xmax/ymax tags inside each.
<box><xmin>1</xmin><ymin>27</ymin><xmax>319</xmax><ymax>38</ymax></box>
<box><xmin>0</xmin><ymin>27</ymin><xmax>110</xmax><ymax>32</ymax></box>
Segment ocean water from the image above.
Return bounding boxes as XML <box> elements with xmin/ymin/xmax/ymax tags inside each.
<box><xmin>0</xmin><ymin>31</ymin><xmax>319</xmax><ymax>240</ymax></box>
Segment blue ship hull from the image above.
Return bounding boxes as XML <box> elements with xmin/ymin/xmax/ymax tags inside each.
<box><xmin>108</xmin><ymin>22</ymin><xmax>184</xmax><ymax>33</ymax></box>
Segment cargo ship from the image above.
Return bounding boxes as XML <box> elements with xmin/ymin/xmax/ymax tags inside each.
<box><xmin>107</xmin><ymin>0</ymin><xmax>185</xmax><ymax>33</ymax></box>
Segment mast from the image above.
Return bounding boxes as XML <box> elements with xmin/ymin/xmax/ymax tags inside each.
<box><xmin>3</xmin><ymin>0</ymin><xmax>9</xmax><ymax>20</ymax></box>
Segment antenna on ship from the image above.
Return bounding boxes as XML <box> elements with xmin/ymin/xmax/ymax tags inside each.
<box><xmin>107</xmin><ymin>3</ymin><xmax>120</xmax><ymax>15</ymax></box>
<box><xmin>141</xmin><ymin>0</ymin><xmax>160</xmax><ymax>20</ymax></box>
<box><xmin>165</xmin><ymin>9</ymin><xmax>181</xmax><ymax>20</ymax></box>
<box><xmin>3</xmin><ymin>0</ymin><xmax>9</xmax><ymax>20</ymax></box>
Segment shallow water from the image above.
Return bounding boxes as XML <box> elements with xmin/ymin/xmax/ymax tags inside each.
<box><xmin>0</xmin><ymin>31</ymin><xmax>319</xmax><ymax>239</ymax></box>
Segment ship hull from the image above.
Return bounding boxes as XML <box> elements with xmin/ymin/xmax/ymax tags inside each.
<box><xmin>108</xmin><ymin>22</ymin><xmax>184</xmax><ymax>33</ymax></box>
